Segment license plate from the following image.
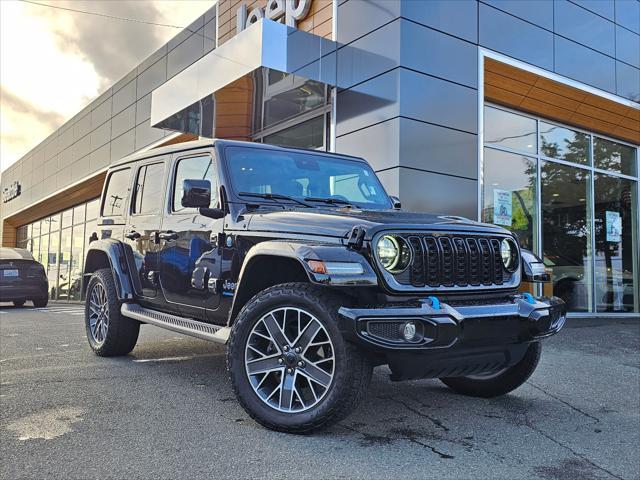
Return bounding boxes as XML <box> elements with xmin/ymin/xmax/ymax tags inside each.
<box><xmin>3</xmin><ymin>269</ymin><xmax>19</xmax><ymax>277</ymax></box>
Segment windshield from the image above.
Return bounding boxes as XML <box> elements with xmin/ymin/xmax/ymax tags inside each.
<box><xmin>225</xmin><ymin>146</ymin><xmax>392</xmax><ymax>209</ymax></box>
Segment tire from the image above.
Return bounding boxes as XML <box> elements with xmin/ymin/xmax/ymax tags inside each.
<box><xmin>440</xmin><ymin>342</ymin><xmax>542</xmax><ymax>398</ymax></box>
<box><xmin>32</xmin><ymin>297</ymin><xmax>48</xmax><ymax>308</ymax></box>
<box><xmin>12</xmin><ymin>300</ymin><xmax>25</xmax><ymax>308</ymax></box>
<box><xmin>228</xmin><ymin>282</ymin><xmax>372</xmax><ymax>434</ymax></box>
<box><xmin>85</xmin><ymin>268</ymin><xmax>139</xmax><ymax>356</ymax></box>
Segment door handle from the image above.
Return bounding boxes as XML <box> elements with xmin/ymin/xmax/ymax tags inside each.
<box><xmin>158</xmin><ymin>231</ymin><xmax>179</xmax><ymax>241</ymax></box>
<box><xmin>125</xmin><ymin>230</ymin><xmax>141</xmax><ymax>240</ymax></box>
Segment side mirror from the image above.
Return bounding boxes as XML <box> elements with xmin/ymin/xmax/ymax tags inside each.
<box><xmin>390</xmin><ymin>196</ymin><xmax>401</xmax><ymax>209</ymax></box>
<box><xmin>182</xmin><ymin>179</ymin><xmax>211</xmax><ymax>208</ymax></box>
<box><xmin>521</xmin><ymin>249</ymin><xmax>550</xmax><ymax>282</ymax></box>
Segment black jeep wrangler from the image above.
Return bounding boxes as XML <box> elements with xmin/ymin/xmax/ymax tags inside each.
<box><xmin>83</xmin><ymin>139</ymin><xmax>565</xmax><ymax>433</ymax></box>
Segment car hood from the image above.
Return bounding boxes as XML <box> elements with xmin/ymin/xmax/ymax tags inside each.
<box><xmin>244</xmin><ymin>208</ymin><xmax>509</xmax><ymax>239</ymax></box>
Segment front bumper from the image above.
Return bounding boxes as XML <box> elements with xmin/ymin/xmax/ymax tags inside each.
<box><xmin>338</xmin><ymin>294</ymin><xmax>566</xmax><ymax>351</ymax></box>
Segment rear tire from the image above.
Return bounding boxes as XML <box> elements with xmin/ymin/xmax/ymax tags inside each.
<box><xmin>440</xmin><ymin>342</ymin><xmax>542</xmax><ymax>398</ymax></box>
<box><xmin>85</xmin><ymin>268</ymin><xmax>139</xmax><ymax>356</ymax></box>
<box><xmin>32</xmin><ymin>297</ymin><xmax>48</xmax><ymax>308</ymax></box>
<box><xmin>12</xmin><ymin>300</ymin><xmax>25</xmax><ymax>308</ymax></box>
<box><xmin>228</xmin><ymin>283</ymin><xmax>372</xmax><ymax>433</ymax></box>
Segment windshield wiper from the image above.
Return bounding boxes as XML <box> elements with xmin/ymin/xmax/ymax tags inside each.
<box><xmin>304</xmin><ymin>196</ymin><xmax>358</xmax><ymax>208</ymax></box>
<box><xmin>238</xmin><ymin>192</ymin><xmax>313</xmax><ymax>208</ymax></box>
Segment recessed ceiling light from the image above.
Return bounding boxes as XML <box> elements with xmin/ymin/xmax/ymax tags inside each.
<box><xmin>552</xmin><ymin>193</ymin><xmax>560</xmax><ymax>197</ymax></box>
<box><xmin>579</xmin><ymin>198</ymin><xmax>585</xmax><ymax>201</ymax></box>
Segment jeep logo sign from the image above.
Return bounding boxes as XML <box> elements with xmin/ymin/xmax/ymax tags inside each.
<box><xmin>236</xmin><ymin>0</ymin><xmax>312</xmax><ymax>33</ymax></box>
<box><xmin>2</xmin><ymin>180</ymin><xmax>21</xmax><ymax>203</ymax></box>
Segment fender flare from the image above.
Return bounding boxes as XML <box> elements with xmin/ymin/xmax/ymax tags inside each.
<box><xmin>228</xmin><ymin>240</ymin><xmax>378</xmax><ymax>323</ymax></box>
<box><xmin>83</xmin><ymin>239</ymin><xmax>139</xmax><ymax>301</ymax></box>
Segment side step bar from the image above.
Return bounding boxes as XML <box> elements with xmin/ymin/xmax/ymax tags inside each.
<box><xmin>121</xmin><ymin>303</ymin><xmax>230</xmax><ymax>344</ymax></box>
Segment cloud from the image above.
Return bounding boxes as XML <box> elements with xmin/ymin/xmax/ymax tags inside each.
<box><xmin>1</xmin><ymin>86</ymin><xmax>65</xmax><ymax>131</ymax></box>
<box><xmin>49</xmin><ymin>1</ymin><xmax>171</xmax><ymax>88</ymax></box>
<box><xmin>0</xmin><ymin>0</ymin><xmax>213</xmax><ymax>171</ymax></box>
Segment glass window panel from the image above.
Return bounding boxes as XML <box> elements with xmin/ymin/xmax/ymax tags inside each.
<box><xmin>39</xmin><ymin>234</ymin><xmax>49</xmax><ymax>271</ymax></box>
<box><xmin>58</xmin><ymin>228</ymin><xmax>72</xmax><ymax>301</ymax></box>
<box><xmin>101</xmin><ymin>168</ymin><xmax>131</xmax><ymax>217</ymax></box>
<box><xmin>32</xmin><ymin>236</ymin><xmax>40</xmax><ymax>260</ymax></box>
<box><xmin>32</xmin><ymin>221</ymin><xmax>41</xmax><ymax>238</ymax></box>
<box><xmin>70</xmin><ymin>224</ymin><xmax>85</xmax><ymax>301</ymax></box>
<box><xmin>73</xmin><ymin>204</ymin><xmax>86</xmax><ymax>225</ymax></box>
<box><xmin>594</xmin><ymin>137</ymin><xmax>637</xmax><ymax>176</ymax></box>
<box><xmin>49</xmin><ymin>214</ymin><xmax>61</xmax><ymax>233</ymax></box>
<box><xmin>540</xmin><ymin>122</ymin><xmax>590</xmax><ymax>165</ymax></box>
<box><xmin>263</xmin><ymin>116</ymin><xmax>325</xmax><ymax>150</ymax></box>
<box><xmin>61</xmin><ymin>209</ymin><xmax>73</xmax><ymax>229</ymax></box>
<box><xmin>16</xmin><ymin>226</ymin><xmax>28</xmax><ymax>244</ymax></box>
<box><xmin>86</xmin><ymin>199</ymin><xmax>99</xmax><ymax>221</ymax></box>
<box><xmin>482</xmin><ymin>148</ymin><xmax>537</xmax><ymax>251</ymax></box>
<box><xmin>263</xmin><ymin>73</ymin><xmax>326</xmax><ymax>128</ymax></box>
<box><xmin>47</xmin><ymin>231</ymin><xmax>60</xmax><ymax>300</ymax></box>
<box><xmin>593</xmin><ymin>173</ymin><xmax>638</xmax><ymax>312</ymax></box>
<box><xmin>484</xmin><ymin>106</ymin><xmax>537</xmax><ymax>154</ymax></box>
<box><xmin>133</xmin><ymin>163</ymin><xmax>165</xmax><ymax>215</ymax></box>
<box><xmin>541</xmin><ymin>161</ymin><xmax>593</xmax><ymax>312</ymax></box>
<box><xmin>172</xmin><ymin>155</ymin><xmax>217</xmax><ymax>213</ymax></box>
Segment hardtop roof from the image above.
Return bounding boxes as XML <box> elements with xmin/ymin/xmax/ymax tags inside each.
<box><xmin>108</xmin><ymin>139</ymin><xmax>367</xmax><ymax>170</ymax></box>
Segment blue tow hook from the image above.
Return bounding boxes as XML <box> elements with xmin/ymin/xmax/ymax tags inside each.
<box><xmin>427</xmin><ymin>296</ymin><xmax>441</xmax><ymax>310</ymax></box>
<box><xmin>522</xmin><ymin>292</ymin><xmax>535</xmax><ymax>305</ymax></box>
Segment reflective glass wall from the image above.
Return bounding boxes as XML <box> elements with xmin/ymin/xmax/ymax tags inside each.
<box><xmin>16</xmin><ymin>199</ymin><xmax>100</xmax><ymax>302</ymax></box>
<box><xmin>483</xmin><ymin>105</ymin><xmax>639</xmax><ymax>314</ymax></box>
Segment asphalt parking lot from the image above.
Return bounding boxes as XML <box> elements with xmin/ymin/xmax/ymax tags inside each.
<box><xmin>1</xmin><ymin>303</ymin><xmax>638</xmax><ymax>480</ymax></box>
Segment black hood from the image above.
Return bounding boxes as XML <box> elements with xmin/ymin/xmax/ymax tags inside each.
<box><xmin>244</xmin><ymin>207</ymin><xmax>510</xmax><ymax>239</ymax></box>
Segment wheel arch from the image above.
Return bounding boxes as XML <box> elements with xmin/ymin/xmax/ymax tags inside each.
<box><xmin>83</xmin><ymin>239</ymin><xmax>137</xmax><ymax>301</ymax></box>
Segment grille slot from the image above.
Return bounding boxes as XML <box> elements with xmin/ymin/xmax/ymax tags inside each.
<box><xmin>389</xmin><ymin>233</ymin><xmax>514</xmax><ymax>289</ymax></box>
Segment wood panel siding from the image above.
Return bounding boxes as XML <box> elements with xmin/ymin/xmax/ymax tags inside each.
<box><xmin>485</xmin><ymin>58</ymin><xmax>640</xmax><ymax>145</ymax></box>
<box><xmin>217</xmin><ymin>0</ymin><xmax>333</xmax><ymax>46</ymax></box>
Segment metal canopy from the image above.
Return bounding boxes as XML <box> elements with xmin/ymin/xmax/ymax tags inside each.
<box><xmin>150</xmin><ymin>19</ymin><xmax>338</xmax><ymax>128</ymax></box>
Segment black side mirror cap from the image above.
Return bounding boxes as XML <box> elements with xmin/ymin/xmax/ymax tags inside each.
<box><xmin>198</xmin><ymin>207</ymin><xmax>225</xmax><ymax>219</ymax></box>
<box><xmin>521</xmin><ymin>249</ymin><xmax>550</xmax><ymax>282</ymax></box>
<box><xmin>182</xmin><ymin>179</ymin><xmax>211</xmax><ymax>208</ymax></box>
<box><xmin>390</xmin><ymin>196</ymin><xmax>401</xmax><ymax>209</ymax></box>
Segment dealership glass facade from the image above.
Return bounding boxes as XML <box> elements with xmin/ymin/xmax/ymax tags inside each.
<box><xmin>16</xmin><ymin>199</ymin><xmax>100</xmax><ymax>302</ymax></box>
<box><xmin>483</xmin><ymin>105</ymin><xmax>639</xmax><ymax>313</ymax></box>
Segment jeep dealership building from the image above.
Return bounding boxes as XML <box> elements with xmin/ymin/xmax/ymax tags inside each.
<box><xmin>1</xmin><ymin>0</ymin><xmax>638</xmax><ymax>315</ymax></box>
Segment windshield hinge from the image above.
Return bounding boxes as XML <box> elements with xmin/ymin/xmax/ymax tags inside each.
<box><xmin>347</xmin><ymin>225</ymin><xmax>367</xmax><ymax>250</ymax></box>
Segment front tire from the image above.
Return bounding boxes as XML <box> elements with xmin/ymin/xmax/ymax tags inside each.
<box><xmin>440</xmin><ymin>342</ymin><xmax>542</xmax><ymax>398</ymax></box>
<box><xmin>228</xmin><ymin>283</ymin><xmax>372</xmax><ymax>433</ymax></box>
<box><xmin>85</xmin><ymin>269</ymin><xmax>139</xmax><ymax>356</ymax></box>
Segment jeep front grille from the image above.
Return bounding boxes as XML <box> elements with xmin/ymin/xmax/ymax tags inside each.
<box><xmin>380</xmin><ymin>233</ymin><xmax>516</xmax><ymax>291</ymax></box>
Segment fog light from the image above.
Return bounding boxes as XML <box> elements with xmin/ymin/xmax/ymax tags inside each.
<box><xmin>401</xmin><ymin>321</ymin><xmax>417</xmax><ymax>341</ymax></box>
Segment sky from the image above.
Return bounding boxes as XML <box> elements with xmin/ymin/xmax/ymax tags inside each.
<box><xmin>0</xmin><ymin>0</ymin><xmax>215</xmax><ymax>172</ymax></box>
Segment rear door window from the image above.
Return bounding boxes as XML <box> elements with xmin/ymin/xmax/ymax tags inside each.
<box><xmin>101</xmin><ymin>168</ymin><xmax>131</xmax><ymax>218</ymax></box>
<box><xmin>132</xmin><ymin>163</ymin><xmax>165</xmax><ymax>215</ymax></box>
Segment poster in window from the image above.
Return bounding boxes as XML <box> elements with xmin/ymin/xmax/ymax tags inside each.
<box><xmin>493</xmin><ymin>189</ymin><xmax>512</xmax><ymax>226</ymax></box>
<box><xmin>606</xmin><ymin>211</ymin><xmax>622</xmax><ymax>243</ymax></box>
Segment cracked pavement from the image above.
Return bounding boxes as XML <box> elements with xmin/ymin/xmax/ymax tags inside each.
<box><xmin>1</xmin><ymin>305</ymin><xmax>639</xmax><ymax>479</ymax></box>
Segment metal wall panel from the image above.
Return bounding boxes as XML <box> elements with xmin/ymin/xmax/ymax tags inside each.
<box><xmin>398</xmin><ymin>167</ymin><xmax>477</xmax><ymax>218</ymax></box>
<box><xmin>616</xmin><ymin>26</ymin><xmax>640</xmax><ymax>68</ymax></box>
<box><xmin>399</xmin><ymin>118</ymin><xmax>478</xmax><ymax>179</ymax></box>
<box><xmin>481</xmin><ymin>0</ymin><xmax>553</xmax><ymax>30</ymax></box>
<box><xmin>335</xmin><ymin>118</ymin><xmax>400</xmax><ymax>171</ymax></box>
<box><xmin>401</xmin><ymin>20</ymin><xmax>477</xmax><ymax>88</ymax></box>
<box><xmin>554</xmin><ymin>0</ymin><xmax>615</xmax><ymax>57</ymax></box>
<box><xmin>401</xmin><ymin>0</ymin><xmax>477</xmax><ymax>43</ymax></box>
<box><xmin>399</xmin><ymin>69</ymin><xmax>477</xmax><ymax>134</ymax></box>
<box><xmin>615</xmin><ymin>0</ymin><xmax>640</xmax><ymax>34</ymax></box>
<box><xmin>479</xmin><ymin>3</ymin><xmax>554</xmax><ymax>70</ymax></box>
<box><xmin>554</xmin><ymin>36</ymin><xmax>616</xmax><ymax>93</ymax></box>
<box><xmin>336</xmin><ymin>0</ymin><xmax>400</xmax><ymax>45</ymax></box>
<box><xmin>616</xmin><ymin>61</ymin><xmax>640</xmax><ymax>101</ymax></box>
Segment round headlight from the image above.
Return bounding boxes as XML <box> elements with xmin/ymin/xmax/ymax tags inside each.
<box><xmin>377</xmin><ymin>235</ymin><xmax>411</xmax><ymax>273</ymax></box>
<box><xmin>500</xmin><ymin>238</ymin><xmax>517</xmax><ymax>271</ymax></box>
